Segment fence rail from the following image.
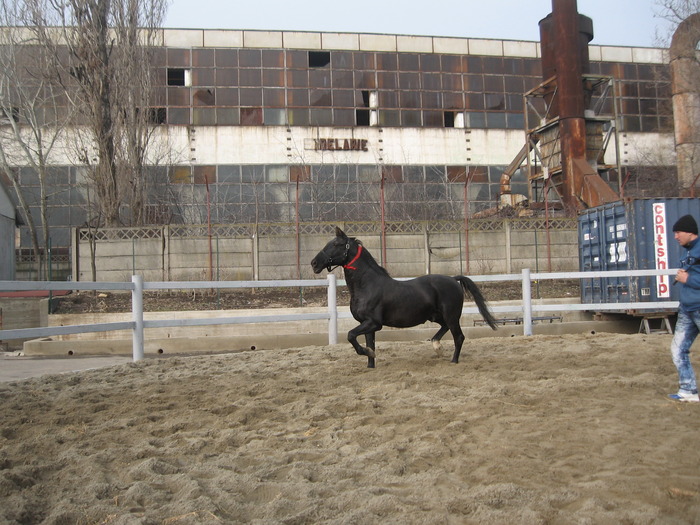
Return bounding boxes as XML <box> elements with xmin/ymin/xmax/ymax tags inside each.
<box><xmin>0</xmin><ymin>268</ymin><xmax>680</xmax><ymax>362</ymax></box>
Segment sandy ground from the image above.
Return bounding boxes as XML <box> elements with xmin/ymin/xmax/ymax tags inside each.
<box><xmin>1</xmin><ymin>332</ymin><xmax>700</xmax><ymax>524</ymax></box>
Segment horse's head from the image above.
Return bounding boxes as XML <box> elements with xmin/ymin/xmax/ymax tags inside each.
<box><xmin>311</xmin><ymin>226</ymin><xmax>355</xmax><ymax>274</ymax></box>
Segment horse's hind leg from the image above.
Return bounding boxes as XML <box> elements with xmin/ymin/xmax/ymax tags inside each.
<box><xmin>430</xmin><ymin>325</ymin><xmax>450</xmax><ymax>357</ymax></box>
<box><xmin>449</xmin><ymin>324</ymin><xmax>466</xmax><ymax>363</ymax></box>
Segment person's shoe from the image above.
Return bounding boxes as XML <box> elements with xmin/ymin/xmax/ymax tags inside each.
<box><xmin>668</xmin><ymin>392</ymin><xmax>700</xmax><ymax>402</ymax></box>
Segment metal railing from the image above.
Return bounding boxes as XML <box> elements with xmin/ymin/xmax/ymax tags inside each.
<box><xmin>0</xmin><ymin>268</ymin><xmax>680</xmax><ymax>362</ymax></box>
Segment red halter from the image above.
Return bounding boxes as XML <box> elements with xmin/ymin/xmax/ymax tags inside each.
<box><xmin>343</xmin><ymin>245</ymin><xmax>363</xmax><ymax>270</ymax></box>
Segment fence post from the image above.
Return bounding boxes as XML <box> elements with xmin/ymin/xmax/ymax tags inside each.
<box><xmin>327</xmin><ymin>273</ymin><xmax>338</xmax><ymax>345</ymax></box>
<box><xmin>521</xmin><ymin>268</ymin><xmax>533</xmax><ymax>336</ymax></box>
<box><xmin>132</xmin><ymin>275</ymin><xmax>144</xmax><ymax>361</ymax></box>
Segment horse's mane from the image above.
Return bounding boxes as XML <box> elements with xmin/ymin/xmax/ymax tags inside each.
<box><xmin>352</xmin><ymin>237</ymin><xmax>391</xmax><ymax>277</ymax></box>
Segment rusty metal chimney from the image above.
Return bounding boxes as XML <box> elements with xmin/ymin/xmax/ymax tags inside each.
<box><xmin>537</xmin><ymin>0</ymin><xmax>618</xmax><ymax>212</ymax></box>
<box><xmin>670</xmin><ymin>13</ymin><xmax>700</xmax><ymax>195</ymax></box>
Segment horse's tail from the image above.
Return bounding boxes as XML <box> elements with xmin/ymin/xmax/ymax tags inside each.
<box><xmin>455</xmin><ymin>276</ymin><xmax>498</xmax><ymax>330</ymax></box>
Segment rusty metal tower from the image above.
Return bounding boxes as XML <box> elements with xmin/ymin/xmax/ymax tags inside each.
<box><xmin>500</xmin><ymin>0</ymin><xmax>621</xmax><ymax>216</ymax></box>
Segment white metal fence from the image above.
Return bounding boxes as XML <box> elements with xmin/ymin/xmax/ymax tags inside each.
<box><xmin>0</xmin><ymin>268</ymin><xmax>680</xmax><ymax>362</ymax></box>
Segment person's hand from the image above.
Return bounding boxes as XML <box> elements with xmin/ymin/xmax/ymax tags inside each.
<box><xmin>676</xmin><ymin>269</ymin><xmax>689</xmax><ymax>284</ymax></box>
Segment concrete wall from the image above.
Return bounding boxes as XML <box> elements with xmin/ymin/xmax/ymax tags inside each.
<box><xmin>73</xmin><ymin>219</ymin><xmax>579</xmax><ymax>282</ymax></box>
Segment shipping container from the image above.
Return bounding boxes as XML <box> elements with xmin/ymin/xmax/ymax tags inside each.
<box><xmin>578</xmin><ymin>198</ymin><xmax>700</xmax><ymax>312</ymax></box>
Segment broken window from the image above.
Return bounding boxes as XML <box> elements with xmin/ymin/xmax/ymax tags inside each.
<box><xmin>0</xmin><ymin>107</ymin><xmax>20</xmax><ymax>123</ymax></box>
<box><xmin>308</xmin><ymin>51</ymin><xmax>331</xmax><ymax>68</ymax></box>
<box><xmin>167</xmin><ymin>68</ymin><xmax>191</xmax><ymax>87</ymax></box>
<box><xmin>148</xmin><ymin>107</ymin><xmax>167</xmax><ymax>125</ymax></box>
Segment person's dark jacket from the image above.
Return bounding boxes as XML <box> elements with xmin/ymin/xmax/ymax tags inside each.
<box><xmin>679</xmin><ymin>237</ymin><xmax>700</xmax><ymax>311</ymax></box>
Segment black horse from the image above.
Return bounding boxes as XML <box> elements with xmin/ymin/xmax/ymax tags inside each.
<box><xmin>311</xmin><ymin>227</ymin><xmax>497</xmax><ymax>368</ymax></box>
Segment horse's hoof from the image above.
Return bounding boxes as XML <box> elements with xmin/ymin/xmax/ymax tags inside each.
<box><xmin>365</xmin><ymin>347</ymin><xmax>376</xmax><ymax>358</ymax></box>
<box><xmin>367</xmin><ymin>358</ymin><xmax>376</xmax><ymax>368</ymax></box>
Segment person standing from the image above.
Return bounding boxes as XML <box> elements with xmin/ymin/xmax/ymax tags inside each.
<box><xmin>669</xmin><ymin>214</ymin><xmax>700</xmax><ymax>402</ymax></box>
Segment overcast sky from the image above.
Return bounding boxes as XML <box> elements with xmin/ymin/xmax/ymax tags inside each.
<box><xmin>164</xmin><ymin>0</ymin><xmax>670</xmax><ymax>48</ymax></box>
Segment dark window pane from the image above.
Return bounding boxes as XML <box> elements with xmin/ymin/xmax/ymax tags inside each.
<box><xmin>377</xmin><ymin>72</ymin><xmax>397</xmax><ymax>89</ymax></box>
<box><xmin>378</xmin><ymin>110</ymin><xmax>400</xmax><ymax>126</ymax></box>
<box><xmin>377</xmin><ymin>53</ymin><xmax>398</xmax><ymax>70</ymax></box>
<box><xmin>310</xmin><ymin>108</ymin><xmax>333</xmax><ymax>125</ymax></box>
<box><xmin>398</xmin><ymin>54</ymin><xmax>419</xmax><ymax>71</ymax></box>
<box><xmin>263</xmin><ymin>88</ymin><xmax>285</xmax><ymax>106</ymax></box>
<box><xmin>192</xmin><ymin>68</ymin><xmax>215</xmax><ymax>86</ymax></box>
<box><xmin>421</xmin><ymin>72</ymin><xmax>441</xmax><ymax>91</ymax></box>
<box><xmin>423</xmin><ymin>110</ymin><xmax>444</xmax><ymax>127</ymax></box>
<box><xmin>443</xmin><ymin>74</ymin><xmax>462</xmax><ymax>91</ymax></box>
<box><xmin>419</xmin><ymin>53</ymin><xmax>440</xmax><ymax>72</ymax></box>
<box><xmin>399</xmin><ymin>72</ymin><xmax>420</xmax><ymax>90</ymax></box>
<box><xmin>400</xmin><ymin>91</ymin><xmax>420</xmax><ymax>108</ymax></box>
<box><xmin>485</xmin><ymin>93</ymin><xmax>505</xmax><ymax>110</ymax></box>
<box><xmin>216</xmin><ymin>69</ymin><xmax>238</xmax><ymax>86</ymax></box>
<box><xmin>309</xmin><ymin>51</ymin><xmax>331</xmax><ymax>67</ymax></box>
<box><xmin>287</xmin><ymin>70</ymin><xmax>308</xmax><ymax>87</ymax></box>
<box><xmin>332</xmin><ymin>52</ymin><xmax>353</xmax><ymax>69</ymax></box>
<box><xmin>240</xmin><ymin>107</ymin><xmax>263</xmax><ymax>125</ymax></box>
<box><xmin>240</xmin><ymin>69</ymin><xmax>262</xmax><ymax>87</ymax></box>
<box><xmin>443</xmin><ymin>92</ymin><xmax>464</xmax><ymax>109</ymax></box>
<box><xmin>484</xmin><ymin>75</ymin><xmax>504</xmax><ymax>92</ymax></box>
<box><xmin>466</xmin><ymin>92</ymin><xmax>484</xmax><ymax>110</ymax></box>
<box><xmin>356</xmin><ymin>109</ymin><xmax>370</xmax><ymax>126</ymax></box>
<box><xmin>167</xmin><ymin>49</ymin><xmax>189</xmax><ymax>67</ymax></box>
<box><xmin>441</xmin><ymin>55</ymin><xmax>464</xmax><ymax>73</ymax></box>
<box><xmin>506</xmin><ymin>113</ymin><xmax>524</xmax><ymax>129</ymax></box>
<box><xmin>333</xmin><ymin>89</ymin><xmax>355</xmax><ymax>107</ymax></box>
<box><xmin>239</xmin><ymin>49</ymin><xmax>261</xmax><ymax>67</ymax></box>
<box><xmin>167</xmin><ymin>68</ymin><xmax>186</xmax><ymax>86</ymax></box>
<box><xmin>464</xmin><ymin>74</ymin><xmax>484</xmax><ymax>92</ymax></box>
<box><xmin>421</xmin><ymin>91</ymin><xmax>441</xmax><ymax>108</ymax></box>
<box><xmin>483</xmin><ymin>57</ymin><xmax>504</xmax><ymax>74</ymax></box>
<box><xmin>264</xmin><ymin>108</ymin><xmax>286</xmax><ymax>125</ymax></box>
<box><xmin>331</xmin><ymin>71</ymin><xmax>354</xmax><ymax>88</ymax></box>
<box><xmin>486</xmin><ymin>113</ymin><xmax>506</xmax><ymax>129</ymax></box>
<box><xmin>167</xmin><ymin>108</ymin><xmax>190</xmax><ymax>125</ymax></box>
<box><xmin>217</xmin><ymin>88</ymin><xmax>239</xmax><ymax>106</ymax></box>
<box><xmin>192</xmin><ymin>49</ymin><xmax>214</xmax><ymax>67</ymax></box>
<box><xmin>355</xmin><ymin>71</ymin><xmax>376</xmax><ymax>89</ymax></box>
<box><xmin>286</xmin><ymin>50</ymin><xmax>307</xmax><ymax>68</ymax></box>
<box><xmin>287</xmin><ymin>89</ymin><xmax>309</xmax><ymax>106</ymax></box>
<box><xmin>334</xmin><ymin>109</ymin><xmax>356</xmax><ymax>125</ymax></box>
<box><xmin>401</xmin><ymin>110</ymin><xmax>421</xmax><ymax>126</ymax></box>
<box><xmin>466</xmin><ymin>112</ymin><xmax>486</xmax><ymax>128</ymax></box>
<box><xmin>354</xmin><ymin>52</ymin><xmax>375</xmax><ymax>70</ymax></box>
<box><xmin>168</xmin><ymin>87</ymin><xmax>190</xmax><ymax>106</ymax></box>
<box><xmin>466</xmin><ymin>56</ymin><xmax>483</xmax><ymax>74</ymax></box>
<box><xmin>262</xmin><ymin>50</ymin><xmax>284</xmax><ymax>67</ymax></box>
<box><xmin>216</xmin><ymin>108</ymin><xmax>239</xmax><ymax>125</ymax></box>
<box><xmin>263</xmin><ymin>69</ymin><xmax>284</xmax><ymax>86</ymax></box>
<box><xmin>218</xmin><ymin>165</ymin><xmax>241</xmax><ymax>183</ymax></box>
<box><xmin>215</xmin><ymin>49</ymin><xmax>238</xmax><ymax>68</ymax></box>
<box><xmin>240</xmin><ymin>88</ymin><xmax>262</xmax><ymax>106</ymax></box>
<box><xmin>310</xmin><ymin>89</ymin><xmax>332</xmax><ymax>106</ymax></box>
<box><xmin>288</xmin><ymin>109</ymin><xmax>309</xmax><ymax>125</ymax></box>
<box><xmin>193</xmin><ymin>89</ymin><xmax>215</xmax><ymax>106</ymax></box>
<box><xmin>309</xmin><ymin>69</ymin><xmax>331</xmax><ymax>88</ymax></box>
<box><xmin>504</xmin><ymin>75</ymin><xmax>524</xmax><ymax>93</ymax></box>
<box><xmin>379</xmin><ymin>91</ymin><xmax>399</xmax><ymax>107</ymax></box>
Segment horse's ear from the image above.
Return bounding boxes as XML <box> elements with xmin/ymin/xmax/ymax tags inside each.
<box><xmin>335</xmin><ymin>226</ymin><xmax>347</xmax><ymax>239</ymax></box>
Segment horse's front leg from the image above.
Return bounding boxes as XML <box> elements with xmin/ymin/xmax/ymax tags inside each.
<box><xmin>365</xmin><ymin>332</ymin><xmax>376</xmax><ymax>369</ymax></box>
<box><xmin>348</xmin><ymin>320</ymin><xmax>381</xmax><ymax>368</ymax></box>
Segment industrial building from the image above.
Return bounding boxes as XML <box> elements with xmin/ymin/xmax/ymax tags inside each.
<box><xmin>0</xmin><ymin>4</ymin><xmax>679</xmax><ymax>265</ymax></box>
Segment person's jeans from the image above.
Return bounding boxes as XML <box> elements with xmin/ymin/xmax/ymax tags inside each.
<box><xmin>671</xmin><ymin>307</ymin><xmax>700</xmax><ymax>394</ymax></box>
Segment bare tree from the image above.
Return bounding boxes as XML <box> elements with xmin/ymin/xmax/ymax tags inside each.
<box><xmin>23</xmin><ymin>0</ymin><xmax>167</xmax><ymax>227</ymax></box>
<box><xmin>0</xmin><ymin>7</ymin><xmax>74</xmax><ymax>278</ymax></box>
